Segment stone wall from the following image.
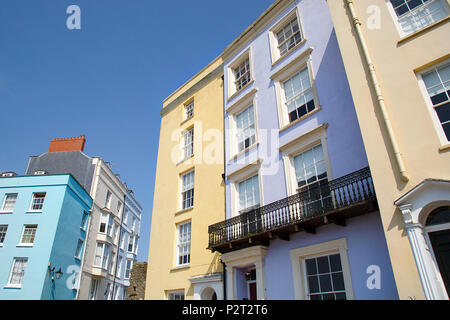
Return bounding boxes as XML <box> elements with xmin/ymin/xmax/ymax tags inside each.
<box><xmin>126</xmin><ymin>262</ymin><xmax>148</xmax><ymax>300</ymax></box>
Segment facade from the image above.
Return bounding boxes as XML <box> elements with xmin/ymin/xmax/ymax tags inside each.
<box><xmin>326</xmin><ymin>0</ymin><xmax>450</xmax><ymax>299</ymax></box>
<box><xmin>207</xmin><ymin>0</ymin><xmax>399</xmax><ymax>300</ymax></box>
<box><xmin>0</xmin><ymin>173</ymin><xmax>92</xmax><ymax>300</ymax></box>
<box><xmin>25</xmin><ymin>136</ymin><xmax>143</xmax><ymax>300</ymax></box>
<box><xmin>145</xmin><ymin>57</ymin><xmax>225</xmax><ymax>300</ymax></box>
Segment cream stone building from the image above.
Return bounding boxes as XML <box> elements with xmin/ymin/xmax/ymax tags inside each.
<box><xmin>326</xmin><ymin>0</ymin><xmax>450</xmax><ymax>299</ymax></box>
<box><xmin>145</xmin><ymin>57</ymin><xmax>225</xmax><ymax>300</ymax></box>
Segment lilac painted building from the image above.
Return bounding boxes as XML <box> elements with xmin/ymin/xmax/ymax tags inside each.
<box><xmin>207</xmin><ymin>0</ymin><xmax>399</xmax><ymax>300</ymax></box>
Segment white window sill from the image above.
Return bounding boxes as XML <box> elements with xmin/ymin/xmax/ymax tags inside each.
<box><xmin>16</xmin><ymin>243</ymin><xmax>33</xmax><ymax>247</ymax></box>
<box><xmin>170</xmin><ymin>264</ymin><xmax>190</xmax><ymax>272</ymax></box>
<box><xmin>176</xmin><ymin>154</ymin><xmax>194</xmax><ymax>166</ymax></box>
<box><xmin>0</xmin><ymin>210</ymin><xmax>13</xmax><ymax>214</ymax></box>
<box><xmin>4</xmin><ymin>284</ymin><xmax>22</xmax><ymax>289</ymax></box>
<box><xmin>175</xmin><ymin>207</ymin><xmax>194</xmax><ymax>216</ymax></box>
<box><xmin>26</xmin><ymin>210</ymin><xmax>42</xmax><ymax>214</ymax></box>
<box><xmin>439</xmin><ymin>143</ymin><xmax>450</xmax><ymax>152</ymax></box>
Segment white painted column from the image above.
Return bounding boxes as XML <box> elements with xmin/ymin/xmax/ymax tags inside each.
<box><xmin>254</xmin><ymin>259</ymin><xmax>266</xmax><ymax>300</ymax></box>
<box><xmin>226</xmin><ymin>267</ymin><xmax>235</xmax><ymax>300</ymax></box>
<box><xmin>399</xmin><ymin>204</ymin><xmax>448</xmax><ymax>300</ymax></box>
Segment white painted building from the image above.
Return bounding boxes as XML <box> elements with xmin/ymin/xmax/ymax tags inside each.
<box><xmin>26</xmin><ymin>137</ymin><xmax>143</xmax><ymax>300</ymax></box>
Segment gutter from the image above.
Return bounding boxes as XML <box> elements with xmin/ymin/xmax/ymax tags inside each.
<box><xmin>344</xmin><ymin>0</ymin><xmax>409</xmax><ymax>182</ymax></box>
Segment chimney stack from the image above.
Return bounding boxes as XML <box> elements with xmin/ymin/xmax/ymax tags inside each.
<box><xmin>48</xmin><ymin>135</ymin><xmax>86</xmax><ymax>153</ymax></box>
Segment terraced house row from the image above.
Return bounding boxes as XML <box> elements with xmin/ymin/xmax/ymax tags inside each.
<box><xmin>0</xmin><ymin>136</ymin><xmax>142</xmax><ymax>300</ymax></box>
<box><xmin>146</xmin><ymin>0</ymin><xmax>450</xmax><ymax>300</ymax></box>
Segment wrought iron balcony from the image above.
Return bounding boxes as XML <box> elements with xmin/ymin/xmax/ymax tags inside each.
<box><xmin>208</xmin><ymin>166</ymin><xmax>377</xmax><ymax>253</ymax></box>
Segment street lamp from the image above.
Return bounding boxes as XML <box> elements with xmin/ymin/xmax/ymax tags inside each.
<box><xmin>48</xmin><ymin>263</ymin><xmax>64</xmax><ymax>281</ymax></box>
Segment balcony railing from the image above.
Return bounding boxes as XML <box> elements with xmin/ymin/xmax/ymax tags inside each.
<box><xmin>208</xmin><ymin>166</ymin><xmax>376</xmax><ymax>251</ymax></box>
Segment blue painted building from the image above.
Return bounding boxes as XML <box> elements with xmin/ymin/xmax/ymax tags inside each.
<box><xmin>208</xmin><ymin>0</ymin><xmax>399</xmax><ymax>300</ymax></box>
<box><xmin>0</xmin><ymin>173</ymin><xmax>92</xmax><ymax>300</ymax></box>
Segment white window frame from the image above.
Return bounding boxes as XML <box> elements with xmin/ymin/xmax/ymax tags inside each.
<box><xmin>81</xmin><ymin>211</ymin><xmax>89</xmax><ymax>231</ymax></box>
<box><xmin>270</xmin><ymin>48</ymin><xmax>319</xmax><ymax>130</ymax></box>
<box><xmin>1</xmin><ymin>193</ymin><xmax>18</xmax><ymax>212</ymax></box>
<box><xmin>175</xmin><ymin>221</ymin><xmax>191</xmax><ymax>267</ymax></box>
<box><xmin>227</xmin><ymin>48</ymin><xmax>254</xmax><ymax>99</ymax></box>
<box><xmin>228</xmin><ymin>160</ymin><xmax>263</xmax><ymax>217</ymax></box>
<box><xmin>0</xmin><ymin>225</ymin><xmax>8</xmax><ymax>246</ymax></box>
<box><xmin>386</xmin><ymin>0</ymin><xmax>450</xmax><ymax>37</ymax></box>
<box><xmin>28</xmin><ymin>192</ymin><xmax>46</xmax><ymax>212</ymax></box>
<box><xmin>75</xmin><ymin>239</ymin><xmax>84</xmax><ymax>260</ymax></box>
<box><xmin>238</xmin><ymin>174</ymin><xmax>261</xmax><ymax>213</ymax></box>
<box><xmin>7</xmin><ymin>257</ymin><xmax>28</xmax><ymax>288</ymax></box>
<box><xmin>18</xmin><ymin>224</ymin><xmax>38</xmax><ymax>246</ymax></box>
<box><xmin>417</xmin><ymin>59</ymin><xmax>450</xmax><ymax>147</ymax></box>
<box><xmin>290</xmin><ymin>238</ymin><xmax>354</xmax><ymax>300</ymax></box>
<box><xmin>94</xmin><ymin>242</ymin><xmax>111</xmax><ymax>270</ymax></box>
<box><xmin>125</xmin><ymin>259</ymin><xmax>133</xmax><ymax>279</ymax></box>
<box><xmin>280</xmin><ymin>123</ymin><xmax>332</xmax><ymax>197</ymax></box>
<box><xmin>180</xmin><ymin>169</ymin><xmax>195</xmax><ymax>210</ymax></box>
<box><xmin>105</xmin><ymin>190</ymin><xmax>112</xmax><ymax>209</ymax></box>
<box><xmin>184</xmin><ymin>100</ymin><xmax>194</xmax><ymax>120</ymax></box>
<box><xmin>181</xmin><ymin>127</ymin><xmax>194</xmax><ymax>161</ymax></box>
<box><xmin>269</xmin><ymin>7</ymin><xmax>306</xmax><ymax>65</ymax></box>
<box><xmin>167</xmin><ymin>290</ymin><xmax>185</xmax><ymax>300</ymax></box>
<box><xmin>89</xmin><ymin>278</ymin><xmax>99</xmax><ymax>300</ymax></box>
<box><xmin>226</xmin><ymin>88</ymin><xmax>259</xmax><ymax>159</ymax></box>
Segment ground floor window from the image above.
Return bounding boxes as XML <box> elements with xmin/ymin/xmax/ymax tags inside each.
<box><xmin>167</xmin><ymin>290</ymin><xmax>184</xmax><ymax>300</ymax></box>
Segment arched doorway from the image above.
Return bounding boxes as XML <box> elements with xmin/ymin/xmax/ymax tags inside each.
<box><xmin>425</xmin><ymin>206</ymin><xmax>450</xmax><ymax>297</ymax></box>
<box><xmin>200</xmin><ymin>287</ymin><xmax>217</xmax><ymax>300</ymax></box>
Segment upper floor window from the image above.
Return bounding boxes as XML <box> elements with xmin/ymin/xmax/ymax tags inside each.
<box><xmin>236</xmin><ymin>105</ymin><xmax>256</xmax><ymax>152</ymax></box>
<box><xmin>105</xmin><ymin>191</ymin><xmax>112</xmax><ymax>209</ymax></box>
<box><xmin>283</xmin><ymin>67</ymin><xmax>315</xmax><ymax>123</ymax></box>
<box><xmin>293</xmin><ymin>144</ymin><xmax>332</xmax><ymax>210</ymax></box>
<box><xmin>8</xmin><ymin>257</ymin><xmax>28</xmax><ymax>288</ymax></box>
<box><xmin>81</xmin><ymin>211</ymin><xmax>89</xmax><ymax>230</ymax></box>
<box><xmin>182</xmin><ymin>128</ymin><xmax>194</xmax><ymax>161</ymax></box>
<box><xmin>176</xmin><ymin>221</ymin><xmax>191</xmax><ymax>266</ymax></box>
<box><xmin>293</xmin><ymin>144</ymin><xmax>327</xmax><ymax>190</ymax></box>
<box><xmin>389</xmin><ymin>0</ymin><xmax>449</xmax><ymax>36</ymax></box>
<box><xmin>20</xmin><ymin>225</ymin><xmax>38</xmax><ymax>245</ymax></box>
<box><xmin>234</xmin><ymin>58</ymin><xmax>251</xmax><ymax>92</ymax></box>
<box><xmin>75</xmin><ymin>239</ymin><xmax>84</xmax><ymax>259</ymax></box>
<box><xmin>0</xmin><ymin>225</ymin><xmax>8</xmax><ymax>245</ymax></box>
<box><xmin>181</xmin><ymin>170</ymin><xmax>195</xmax><ymax>210</ymax></box>
<box><xmin>30</xmin><ymin>193</ymin><xmax>46</xmax><ymax>211</ymax></box>
<box><xmin>276</xmin><ymin>17</ymin><xmax>303</xmax><ymax>57</ymax></box>
<box><xmin>1</xmin><ymin>193</ymin><xmax>17</xmax><ymax>212</ymax></box>
<box><xmin>421</xmin><ymin>61</ymin><xmax>450</xmax><ymax>141</ymax></box>
<box><xmin>238</xmin><ymin>174</ymin><xmax>260</xmax><ymax>212</ymax></box>
<box><xmin>184</xmin><ymin>101</ymin><xmax>194</xmax><ymax>120</ymax></box>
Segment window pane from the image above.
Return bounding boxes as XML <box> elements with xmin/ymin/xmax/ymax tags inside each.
<box><xmin>305</xmin><ymin>258</ymin><xmax>317</xmax><ymax>275</ymax></box>
<box><xmin>329</xmin><ymin>254</ymin><xmax>342</xmax><ymax>272</ymax></box>
<box><xmin>307</xmin><ymin>275</ymin><xmax>320</xmax><ymax>294</ymax></box>
<box><xmin>317</xmin><ymin>256</ymin><xmax>330</xmax><ymax>274</ymax></box>
<box><xmin>332</xmin><ymin>272</ymin><xmax>345</xmax><ymax>291</ymax></box>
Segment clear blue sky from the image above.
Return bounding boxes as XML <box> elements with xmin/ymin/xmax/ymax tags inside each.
<box><xmin>0</xmin><ymin>0</ymin><xmax>274</xmax><ymax>262</ymax></box>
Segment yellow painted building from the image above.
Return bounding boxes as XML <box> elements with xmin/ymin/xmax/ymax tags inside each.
<box><xmin>326</xmin><ymin>0</ymin><xmax>450</xmax><ymax>299</ymax></box>
<box><xmin>145</xmin><ymin>56</ymin><xmax>225</xmax><ymax>300</ymax></box>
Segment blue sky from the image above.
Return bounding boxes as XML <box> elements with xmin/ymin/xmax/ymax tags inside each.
<box><xmin>0</xmin><ymin>0</ymin><xmax>275</xmax><ymax>262</ymax></box>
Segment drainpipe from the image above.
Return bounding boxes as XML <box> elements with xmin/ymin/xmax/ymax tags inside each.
<box><xmin>344</xmin><ymin>0</ymin><xmax>409</xmax><ymax>183</ymax></box>
<box><xmin>221</xmin><ymin>73</ymin><xmax>227</xmax><ymax>301</ymax></box>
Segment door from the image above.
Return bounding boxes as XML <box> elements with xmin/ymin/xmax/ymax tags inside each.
<box><xmin>248</xmin><ymin>282</ymin><xmax>257</xmax><ymax>300</ymax></box>
<box><xmin>428</xmin><ymin>229</ymin><xmax>450</xmax><ymax>296</ymax></box>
